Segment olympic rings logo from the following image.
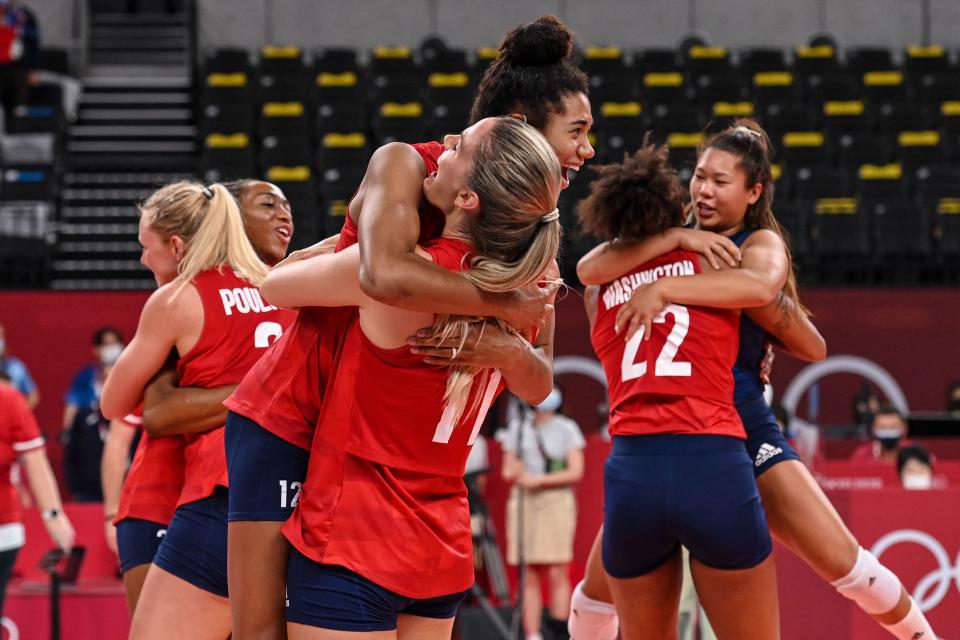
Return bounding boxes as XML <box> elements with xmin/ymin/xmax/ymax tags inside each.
<box><xmin>1</xmin><ymin>616</ymin><xmax>19</xmax><ymax>640</ymax></box>
<box><xmin>871</xmin><ymin>529</ymin><xmax>960</xmax><ymax>612</ymax></box>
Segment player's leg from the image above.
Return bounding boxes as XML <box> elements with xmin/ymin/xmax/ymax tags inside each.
<box><xmin>758</xmin><ymin>460</ymin><xmax>935</xmax><ymax>639</ymax></box>
<box><xmin>225</xmin><ymin>412</ymin><xmax>308</xmax><ymax>639</ymax></box>
<box><xmin>568</xmin><ymin>527</ymin><xmax>618</xmax><ymax>640</ymax></box>
<box><xmin>607</xmin><ymin>549</ymin><xmax>683</xmax><ymax>640</ymax></box>
<box><xmin>136</xmin><ymin>493</ymin><xmax>232</xmax><ymax>638</ymax></box>
<box><xmin>743</xmin><ymin>396</ymin><xmax>935</xmax><ymax>639</ymax></box>
<box><xmin>129</xmin><ymin>565</ymin><xmax>231</xmax><ymax>639</ymax></box>
<box><xmin>689</xmin><ymin>556</ymin><xmax>779</xmax><ymax>640</ymax></box>
<box><xmin>228</xmin><ymin>521</ymin><xmax>290</xmax><ymax>639</ymax></box>
<box><xmin>121</xmin><ymin>564</ymin><xmax>151</xmax><ymax>612</ymax></box>
<box><xmin>602</xmin><ymin>436</ymin><xmax>687</xmax><ymax>640</ymax></box>
<box><xmin>680</xmin><ymin>434</ymin><xmax>778</xmax><ymax>640</ymax></box>
<box><xmin>116</xmin><ymin>518</ymin><xmax>168</xmax><ymax>613</ymax></box>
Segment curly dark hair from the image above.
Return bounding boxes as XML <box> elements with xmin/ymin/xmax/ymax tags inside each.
<box><xmin>468</xmin><ymin>15</ymin><xmax>588</xmax><ymax>130</ymax></box>
<box><xmin>578</xmin><ymin>141</ymin><xmax>686</xmax><ymax>241</ymax></box>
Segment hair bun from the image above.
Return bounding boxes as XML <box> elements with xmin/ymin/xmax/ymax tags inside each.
<box><xmin>500</xmin><ymin>15</ymin><xmax>573</xmax><ymax>67</ymax></box>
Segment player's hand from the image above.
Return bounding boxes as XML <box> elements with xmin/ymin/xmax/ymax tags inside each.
<box><xmin>272</xmin><ymin>234</ymin><xmax>340</xmax><ymax>269</ymax></box>
<box><xmin>45</xmin><ymin>514</ymin><xmax>76</xmax><ymax>552</ymax></box>
<box><xmin>615</xmin><ymin>281</ymin><xmax>668</xmax><ymax>342</ymax></box>
<box><xmin>759</xmin><ymin>342</ymin><xmax>776</xmax><ymax>385</ymax></box>
<box><xmin>104</xmin><ymin>519</ymin><xmax>118</xmax><ymax>556</ymax></box>
<box><xmin>409</xmin><ymin>320</ymin><xmax>523</xmax><ymax>369</ymax></box>
<box><xmin>674</xmin><ymin>228</ymin><xmax>741</xmax><ymax>270</ymax></box>
<box><xmin>499</xmin><ymin>281</ymin><xmax>560</xmax><ymax>333</ymax></box>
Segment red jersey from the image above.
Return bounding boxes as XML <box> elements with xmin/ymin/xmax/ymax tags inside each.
<box><xmin>224</xmin><ymin>141</ymin><xmax>447</xmax><ymax>451</ymax></box>
<box><xmin>0</xmin><ymin>384</ymin><xmax>44</xmax><ymax>525</ymax></box>
<box><xmin>114</xmin><ymin>407</ymin><xmax>186</xmax><ymax>525</ymax></box>
<box><xmin>284</xmin><ymin>237</ymin><xmax>503</xmax><ymax>599</ymax></box>
<box><xmin>177</xmin><ymin>268</ymin><xmax>294</xmax><ymax>505</ymax></box>
<box><xmin>591</xmin><ymin>249</ymin><xmax>744</xmax><ymax>438</ymax></box>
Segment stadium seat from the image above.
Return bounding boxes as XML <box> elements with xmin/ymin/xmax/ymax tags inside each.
<box><xmin>200</xmin><ymin>132</ymin><xmax>255</xmax><ymax>182</ymax></box>
<box><xmin>203</xmin><ymin>48</ymin><xmax>251</xmax><ymax>74</ymax></box>
<box><xmin>371</xmin><ymin>101</ymin><xmax>428</xmax><ymax>145</ymax></box>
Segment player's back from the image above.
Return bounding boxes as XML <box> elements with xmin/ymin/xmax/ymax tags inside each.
<box><xmin>284</xmin><ymin>237</ymin><xmax>499</xmax><ymax>599</ymax></box>
<box><xmin>591</xmin><ymin>249</ymin><xmax>744</xmax><ymax>438</ymax></box>
<box><xmin>177</xmin><ymin>267</ymin><xmax>294</xmax><ymax>505</ymax></box>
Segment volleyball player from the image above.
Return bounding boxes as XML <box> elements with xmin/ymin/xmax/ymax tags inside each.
<box><xmin>100</xmin><ymin>179</ymin><xmax>295</xmax><ymax>613</ymax></box>
<box><xmin>262</xmin><ymin>116</ymin><xmax>561</xmax><ymax>639</ymax></box>
<box><xmin>101</xmin><ymin>182</ymin><xmax>294</xmax><ymax>639</ymax></box>
<box><xmin>220</xmin><ymin>15</ymin><xmax>592</xmax><ymax>638</ymax></box>
<box><xmin>574</xmin><ymin>120</ymin><xmax>936</xmax><ymax>640</ymax></box>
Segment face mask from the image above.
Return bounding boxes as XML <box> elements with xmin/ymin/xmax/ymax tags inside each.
<box><xmin>535</xmin><ymin>389</ymin><xmax>563</xmax><ymax>413</ymax></box>
<box><xmin>874</xmin><ymin>427</ymin><xmax>903</xmax><ymax>451</ymax></box>
<box><xmin>902</xmin><ymin>473</ymin><xmax>932</xmax><ymax>490</ymax></box>
<box><xmin>99</xmin><ymin>343</ymin><xmax>123</xmax><ymax>365</ymax></box>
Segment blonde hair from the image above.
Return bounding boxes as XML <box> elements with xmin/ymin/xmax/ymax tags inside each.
<box><xmin>431</xmin><ymin>117</ymin><xmax>563</xmax><ymax>426</ymax></box>
<box><xmin>140</xmin><ymin>181</ymin><xmax>268</xmax><ymax>293</ymax></box>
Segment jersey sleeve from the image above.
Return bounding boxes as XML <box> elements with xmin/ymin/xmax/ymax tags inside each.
<box><xmin>5</xmin><ymin>388</ymin><xmax>44</xmax><ymax>453</ymax></box>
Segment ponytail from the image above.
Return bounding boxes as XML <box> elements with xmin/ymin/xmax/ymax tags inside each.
<box><xmin>140</xmin><ymin>181</ymin><xmax>268</xmax><ymax>295</ymax></box>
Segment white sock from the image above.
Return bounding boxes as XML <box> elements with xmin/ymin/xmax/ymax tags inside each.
<box><xmin>568</xmin><ymin>580</ymin><xmax>619</xmax><ymax>640</ymax></box>
<box><xmin>883</xmin><ymin>598</ymin><xmax>936</xmax><ymax>640</ymax></box>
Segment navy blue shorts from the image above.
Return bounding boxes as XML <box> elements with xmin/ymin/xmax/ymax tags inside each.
<box><xmin>116</xmin><ymin>518</ymin><xmax>167</xmax><ymax>574</ymax></box>
<box><xmin>602</xmin><ymin>434</ymin><xmax>772</xmax><ymax>578</ymax></box>
<box><xmin>225</xmin><ymin>411</ymin><xmax>309</xmax><ymax>522</ymax></box>
<box><xmin>738</xmin><ymin>394</ymin><xmax>802</xmax><ymax>477</ymax></box>
<box><xmin>285</xmin><ymin>549</ymin><xmax>469</xmax><ymax>632</ymax></box>
<box><xmin>153</xmin><ymin>489</ymin><xmax>229</xmax><ymax>597</ymax></box>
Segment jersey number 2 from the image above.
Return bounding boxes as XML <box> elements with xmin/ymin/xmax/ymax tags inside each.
<box><xmin>255</xmin><ymin>321</ymin><xmax>283</xmax><ymax>348</ymax></box>
<box><xmin>621</xmin><ymin>304</ymin><xmax>692</xmax><ymax>381</ymax></box>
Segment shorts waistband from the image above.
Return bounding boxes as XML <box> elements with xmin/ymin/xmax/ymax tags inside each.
<box><xmin>611</xmin><ymin>433</ymin><xmax>744</xmax><ymax>456</ymax></box>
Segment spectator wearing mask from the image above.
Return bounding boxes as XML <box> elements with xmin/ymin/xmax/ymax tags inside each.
<box><xmin>62</xmin><ymin>326</ymin><xmax>124</xmax><ymax>435</ymax></box>
<box><xmin>0</xmin><ymin>323</ymin><xmax>38</xmax><ymax>408</ymax></box>
<box><xmin>897</xmin><ymin>445</ymin><xmax>935</xmax><ymax>490</ymax></box>
<box><xmin>849</xmin><ymin>405</ymin><xmax>910</xmax><ymax>463</ymax></box>
<box><xmin>500</xmin><ymin>386</ymin><xmax>585</xmax><ymax>640</ymax></box>
<box><xmin>0</xmin><ymin>0</ymin><xmax>39</xmax><ymax>121</ymax></box>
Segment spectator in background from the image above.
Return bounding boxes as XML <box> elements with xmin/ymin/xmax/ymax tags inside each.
<box><xmin>62</xmin><ymin>326</ymin><xmax>124</xmax><ymax>435</ymax></box>
<box><xmin>897</xmin><ymin>445</ymin><xmax>935</xmax><ymax>490</ymax></box>
<box><xmin>947</xmin><ymin>380</ymin><xmax>960</xmax><ymax>418</ymax></box>
<box><xmin>0</xmin><ymin>0</ymin><xmax>39</xmax><ymax>121</ymax></box>
<box><xmin>849</xmin><ymin>405</ymin><xmax>910</xmax><ymax>464</ymax></box>
<box><xmin>0</xmin><ymin>323</ymin><xmax>38</xmax><ymax>408</ymax></box>
<box><xmin>500</xmin><ymin>386</ymin><xmax>585</xmax><ymax>640</ymax></box>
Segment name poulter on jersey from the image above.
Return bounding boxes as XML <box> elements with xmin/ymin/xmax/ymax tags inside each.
<box><xmin>219</xmin><ymin>287</ymin><xmax>278</xmax><ymax>316</ymax></box>
<box><xmin>602</xmin><ymin>259</ymin><xmax>696</xmax><ymax>310</ymax></box>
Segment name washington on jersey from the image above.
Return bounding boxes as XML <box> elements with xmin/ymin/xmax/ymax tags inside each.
<box><xmin>602</xmin><ymin>259</ymin><xmax>696</xmax><ymax>310</ymax></box>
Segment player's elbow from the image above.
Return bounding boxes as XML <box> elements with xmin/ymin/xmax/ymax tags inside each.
<box><xmin>140</xmin><ymin>408</ymin><xmax>173</xmax><ymax>437</ymax></box>
<box><xmin>359</xmin><ymin>260</ymin><xmax>408</xmax><ymax>306</ymax></box>
<box><xmin>802</xmin><ymin>337</ymin><xmax>828</xmax><ymax>363</ymax></box>
<box><xmin>576</xmin><ymin>258</ymin><xmax>604</xmax><ymax>286</ymax></box>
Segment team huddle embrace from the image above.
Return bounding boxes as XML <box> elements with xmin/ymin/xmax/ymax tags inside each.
<box><xmin>99</xmin><ymin>15</ymin><xmax>937</xmax><ymax>640</ymax></box>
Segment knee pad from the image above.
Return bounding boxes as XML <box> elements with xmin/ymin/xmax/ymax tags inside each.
<box><xmin>568</xmin><ymin>581</ymin><xmax>618</xmax><ymax>640</ymax></box>
<box><xmin>830</xmin><ymin>547</ymin><xmax>902</xmax><ymax>615</ymax></box>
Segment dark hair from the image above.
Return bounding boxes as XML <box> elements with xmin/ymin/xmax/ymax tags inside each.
<box><xmin>948</xmin><ymin>379</ymin><xmax>960</xmax><ymax>397</ymax></box>
<box><xmin>93</xmin><ymin>326</ymin><xmax>123</xmax><ymax>346</ymax></box>
<box><xmin>701</xmin><ymin>118</ymin><xmax>805</xmax><ymax>313</ymax></box>
<box><xmin>222</xmin><ymin>179</ymin><xmax>259</xmax><ymax>206</ymax></box>
<box><xmin>897</xmin><ymin>444</ymin><xmax>932</xmax><ymax>476</ymax></box>
<box><xmin>578</xmin><ymin>140</ymin><xmax>686</xmax><ymax>241</ymax></box>
<box><xmin>469</xmin><ymin>15</ymin><xmax>588</xmax><ymax>130</ymax></box>
<box><xmin>871</xmin><ymin>404</ymin><xmax>905</xmax><ymax>425</ymax></box>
